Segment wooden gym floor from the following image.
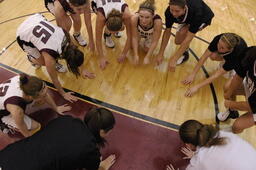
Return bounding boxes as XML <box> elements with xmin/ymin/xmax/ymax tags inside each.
<box><xmin>0</xmin><ymin>0</ymin><xmax>256</xmax><ymax>148</ymax></box>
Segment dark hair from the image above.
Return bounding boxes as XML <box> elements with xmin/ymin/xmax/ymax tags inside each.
<box><xmin>84</xmin><ymin>107</ymin><xmax>115</xmax><ymax>147</ymax></box>
<box><xmin>169</xmin><ymin>0</ymin><xmax>186</xmax><ymax>8</ymax></box>
<box><xmin>19</xmin><ymin>74</ymin><xmax>44</xmax><ymax>97</ymax></box>
<box><xmin>179</xmin><ymin>120</ymin><xmax>226</xmax><ymax>147</ymax></box>
<box><xmin>139</xmin><ymin>0</ymin><xmax>156</xmax><ymax>14</ymax></box>
<box><xmin>242</xmin><ymin>46</ymin><xmax>256</xmax><ymax>70</ymax></box>
<box><xmin>106</xmin><ymin>9</ymin><xmax>123</xmax><ymax>32</ymax></box>
<box><xmin>63</xmin><ymin>45</ymin><xmax>84</xmax><ymax>77</ymax></box>
<box><xmin>69</xmin><ymin>0</ymin><xmax>86</xmax><ymax>6</ymax></box>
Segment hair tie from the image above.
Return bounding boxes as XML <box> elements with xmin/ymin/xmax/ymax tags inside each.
<box><xmin>20</xmin><ymin>74</ymin><xmax>29</xmax><ymax>84</ymax></box>
<box><xmin>139</xmin><ymin>7</ymin><xmax>154</xmax><ymax>14</ymax></box>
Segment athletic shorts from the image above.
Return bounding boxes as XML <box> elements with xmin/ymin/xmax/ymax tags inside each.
<box><xmin>16</xmin><ymin>36</ymin><xmax>41</xmax><ymax>59</ymax></box>
<box><xmin>2</xmin><ymin>114</ymin><xmax>32</xmax><ymax>130</ymax></box>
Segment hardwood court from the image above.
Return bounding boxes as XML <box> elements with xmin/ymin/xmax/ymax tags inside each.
<box><xmin>0</xmin><ymin>0</ymin><xmax>256</xmax><ymax>148</ymax></box>
<box><xmin>0</xmin><ymin>66</ymin><xmax>188</xmax><ymax>170</ymax></box>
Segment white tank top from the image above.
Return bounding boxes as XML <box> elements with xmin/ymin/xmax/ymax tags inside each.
<box><xmin>0</xmin><ymin>76</ymin><xmax>23</xmax><ymax>110</ymax></box>
<box><xmin>16</xmin><ymin>13</ymin><xmax>65</xmax><ymax>54</ymax></box>
<box><xmin>95</xmin><ymin>0</ymin><xmax>127</xmax><ymax>18</ymax></box>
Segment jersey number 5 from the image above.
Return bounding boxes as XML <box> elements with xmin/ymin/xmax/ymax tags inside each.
<box><xmin>32</xmin><ymin>21</ymin><xmax>55</xmax><ymax>44</ymax></box>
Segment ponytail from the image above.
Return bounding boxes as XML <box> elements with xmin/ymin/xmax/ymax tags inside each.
<box><xmin>19</xmin><ymin>74</ymin><xmax>44</xmax><ymax>97</ymax></box>
<box><xmin>84</xmin><ymin>107</ymin><xmax>115</xmax><ymax>147</ymax></box>
<box><xmin>62</xmin><ymin>44</ymin><xmax>84</xmax><ymax>77</ymax></box>
<box><xmin>61</xmin><ymin>31</ymin><xmax>84</xmax><ymax>77</ymax></box>
<box><xmin>179</xmin><ymin>120</ymin><xmax>226</xmax><ymax>147</ymax></box>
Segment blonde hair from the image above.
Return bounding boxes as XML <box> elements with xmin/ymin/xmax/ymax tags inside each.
<box><xmin>139</xmin><ymin>0</ymin><xmax>156</xmax><ymax>14</ymax></box>
<box><xmin>220</xmin><ymin>33</ymin><xmax>241</xmax><ymax>50</ymax></box>
<box><xmin>106</xmin><ymin>9</ymin><xmax>123</xmax><ymax>32</ymax></box>
<box><xmin>179</xmin><ymin>120</ymin><xmax>226</xmax><ymax>147</ymax></box>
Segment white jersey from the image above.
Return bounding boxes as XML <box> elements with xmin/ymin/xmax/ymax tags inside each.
<box><xmin>16</xmin><ymin>13</ymin><xmax>65</xmax><ymax>55</ymax></box>
<box><xmin>0</xmin><ymin>76</ymin><xmax>23</xmax><ymax>110</ymax></box>
<box><xmin>137</xmin><ymin>14</ymin><xmax>161</xmax><ymax>40</ymax></box>
<box><xmin>95</xmin><ymin>0</ymin><xmax>127</xmax><ymax>18</ymax></box>
<box><xmin>186</xmin><ymin>131</ymin><xmax>256</xmax><ymax>170</ymax></box>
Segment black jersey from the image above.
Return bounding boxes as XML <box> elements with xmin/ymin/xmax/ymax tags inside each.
<box><xmin>165</xmin><ymin>0</ymin><xmax>214</xmax><ymax>33</ymax></box>
<box><xmin>0</xmin><ymin>116</ymin><xmax>101</xmax><ymax>170</ymax></box>
<box><xmin>240</xmin><ymin>47</ymin><xmax>256</xmax><ymax>116</ymax></box>
<box><xmin>208</xmin><ymin>34</ymin><xmax>248</xmax><ymax>77</ymax></box>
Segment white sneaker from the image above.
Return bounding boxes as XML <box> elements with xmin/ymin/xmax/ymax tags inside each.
<box><xmin>104</xmin><ymin>33</ymin><xmax>115</xmax><ymax>48</ymax></box>
<box><xmin>114</xmin><ymin>32</ymin><xmax>122</xmax><ymax>38</ymax></box>
<box><xmin>217</xmin><ymin>110</ymin><xmax>230</xmax><ymax>121</ymax></box>
<box><xmin>176</xmin><ymin>51</ymin><xmax>189</xmax><ymax>65</ymax></box>
<box><xmin>55</xmin><ymin>62</ymin><xmax>67</xmax><ymax>73</ymax></box>
<box><xmin>73</xmin><ymin>33</ymin><xmax>87</xmax><ymax>47</ymax></box>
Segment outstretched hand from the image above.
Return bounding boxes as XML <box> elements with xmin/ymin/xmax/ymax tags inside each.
<box><xmin>184</xmin><ymin>86</ymin><xmax>199</xmax><ymax>97</ymax></box>
<box><xmin>166</xmin><ymin>163</ymin><xmax>179</xmax><ymax>170</ymax></box>
<box><xmin>81</xmin><ymin>69</ymin><xmax>96</xmax><ymax>79</ymax></box>
<box><xmin>100</xmin><ymin>58</ymin><xmax>109</xmax><ymax>70</ymax></box>
<box><xmin>62</xmin><ymin>92</ymin><xmax>78</xmax><ymax>103</ymax></box>
<box><xmin>100</xmin><ymin>154</ymin><xmax>116</xmax><ymax>170</ymax></box>
<box><xmin>57</xmin><ymin>104</ymin><xmax>72</xmax><ymax>115</ymax></box>
<box><xmin>182</xmin><ymin>74</ymin><xmax>196</xmax><ymax>85</ymax></box>
<box><xmin>181</xmin><ymin>146</ymin><xmax>194</xmax><ymax>159</ymax></box>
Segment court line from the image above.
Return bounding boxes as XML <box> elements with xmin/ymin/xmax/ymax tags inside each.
<box><xmin>0</xmin><ymin>11</ymin><xmax>49</xmax><ymax>25</ymax></box>
<box><xmin>0</xmin><ymin>62</ymin><xmax>180</xmax><ymax>130</ymax></box>
<box><xmin>0</xmin><ymin>16</ymin><xmax>218</xmax><ymax>127</ymax></box>
<box><xmin>189</xmin><ymin>50</ymin><xmax>220</xmax><ymax>124</ymax></box>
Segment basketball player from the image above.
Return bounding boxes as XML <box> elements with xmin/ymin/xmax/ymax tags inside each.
<box><xmin>131</xmin><ymin>0</ymin><xmax>162</xmax><ymax>65</ymax></box>
<box><xmin>45</xmin><ymin>0</ymin><xmax>94</xmax><ymax>50</ymax></box>
<box><xmin>166</xmin><ymin>120</ymin><xmax>256</xmax><ymax>170</ymax></box>
<box><xmin>0</xmin><ymin>108</ymin><xmax>116</xmax><ymax>170</ymax></box>
<box><xmin>16</xmin><ymin>14</ymin><xmax>95</xmax><ymax>102</ymax></box>
<box><xmin>156</xmin><ymin>0</ymin><xmax>214</xmax><ymax>71</ymax></box>
<box><xmin>218</xmin><ymin>47</ymin><xmax>256</xmax><ymax>134</ymax></box>
<box><xmin>93</xmin><ymin>0</ymin><xmax>132</xmax><ymax>69</ymax></box>
<box><xmin>0</xmin><ymin>74</ymin><xmax>71</xmax><ymax>137</ymax></box>
<box><xmin>183</xmin><ymin>33</ymin><xmax>247</xmax><ymax>97</ymax></box>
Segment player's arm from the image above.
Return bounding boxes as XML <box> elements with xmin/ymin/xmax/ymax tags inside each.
<box><xmin>144</xmin><ymin>18</ymin><xmax>162</xmax><ymax>61</ymax></box>
<box><xmin>130</xmin><ymin>14</ymin><xmax>140</xmax><ymax>63</ymax></box>
<box><xmin>6</xmin><ymin>104</ymin><xmax>33</xmax><ymax>137</ymax></box>
<box><xmin>42</xmin><ymin>52</ymin><xmax>77</xmax><ymax>102</ymax></box>
<box><xmin>121</xmin><ymin>7</ymin><xmax>132</xmax><ymax>58</ymax></box>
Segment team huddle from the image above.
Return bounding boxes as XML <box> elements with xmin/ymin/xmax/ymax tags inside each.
<box><xmin>1</xmin><ymin>0</ymin><xmax>256</xmax><ymax>169</ymax></box>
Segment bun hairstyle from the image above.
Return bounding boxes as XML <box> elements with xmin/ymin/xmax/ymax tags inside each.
<box><xmin>84</xmin><ymin>107</ymin><xmax>115</xmax><ymax>147</ymax></box>
<box><xmin>106</xmin><ymin>9</ymin><xmax>123</xmax><ymax>32</ymax></box>
<box><xmin>69</xmin><ymin>0</ymin><xmax>86</xmax><ymax>6</ymax></box>
<box><xmin>179</xmin><ymin>120</ymin><xmax>226</xmax><ymax>147</ymax></box>
<box><xmin>220</xmin><ymin>33</ymin><xmax>241</xmax><ymax>50</ymax></box>
<box><xmin>62</xmin><ymin>30</ymin><xmax>84</xmax><ymax>77</ymax></box>
<box><xmin>139</xmin><ymin>0</ymin><xmax>156</xmax><ymax>14</ymax></box>
<box><xmin>19</xmin><ymin>74</ymin><xmax>44</xmax><ymax>97</ymax></box>
<box><xmin>169</xmin><ymin>0</ymin><xmax>186</xmax><ymax>8</ymax></box>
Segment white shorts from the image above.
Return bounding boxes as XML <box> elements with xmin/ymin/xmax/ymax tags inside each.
<box><xmin>139</xmin><ymin>38</ymin><xmax>152</xmax><ymax>50</ymax></box>
<box><xmin>23</xmin><ymin>45</ymin><xmax>41</xmax><ymax>59</ymax></box>
<box><xmin>1</xmin><ymin>101</ymin><xmax>50</xmax><ymax>130</ymax></box>
<box><xmin>2</xmin><ymin>114</ymin><xmax>32</xmax><ymax>130</ymax></box>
